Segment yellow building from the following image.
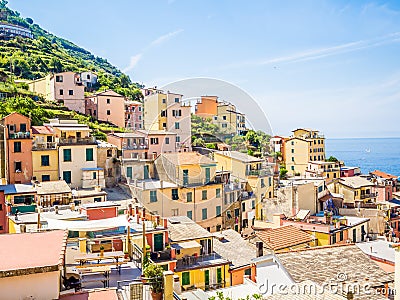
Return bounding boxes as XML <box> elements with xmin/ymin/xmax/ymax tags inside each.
<box><xmin>213</xmin><ymin>151</ymin><xmax>274</xmax><ymax>221</ymax></box>
<box><xmin>305</xmin><ymin>161</ymin><xmax>341</xmax><ymax>183</ymax></box>
<box><xmin>168</xmin><ymin>216</ymin><xmax>231</xmax><ymax>291</ymax></box>
<box><xmin>131</xmin><ymin>152</ymin><xmax>224</xmax><ymax>232</ymax></box>
<box><xmin>328</xmin><ymin>176</ymin><xmax>377</xmax><ymax>207</ymax></box>
<box><xmin>214</xmin><ymin>101</ymin><xmax>246</xmax><ymax>135</ymax></box>
<box><xmin>284</xmin><ymin>128</ymin><xmax>325</xmax><ymax>176</ymax></box>
<box><xmin>31</xmin><ymin>126</ymin><xmax>59</xmax><ymax>182</ymax></box>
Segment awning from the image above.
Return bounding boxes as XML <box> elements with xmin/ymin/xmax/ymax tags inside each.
<box><xmin>44</xmin><ymin>215</ymin><xmax>130</xmax><ymax>231</ymax></box>
<box><xmin>172</xmin><ymin>240</ymin><xmax>201</xmax><ymax>250</ymax></box>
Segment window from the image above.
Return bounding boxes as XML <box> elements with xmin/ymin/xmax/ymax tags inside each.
<box><xmin>187</xmin><ymin>210</ymin><xmax>192</xmax><ymax>219</ymax></box>
<box><xmin>216</xmin><ymin>188</ymin><xmax>221</xmax><ymax>198</ymax></box>
<box><xmin>107</xmin><ymin>168</ymin><xmax>113</xmax><ymax>177</ymax></box>
<box><xmin>217</xmin><ymin>268</ymin><xmax>222</xmax><ymax>284</ymax></box>
<box><xmin>202</xmin><ymin>208</ymin><xmax>208</xmax><ymax>220</ymax></box>
<box><xmin>202</xmin><ymin>190</ymin><xmax>207</xmax><ymax>200</ymax></box>
<box><xmin>86</xmin><ymin>148</ymin><xmax>94</xmax><ymax>161</ymax></box>
<box><xmin>165</xmin><ymin>137</ymin><xmax>170</xmax><ymax>144</ymax></box>
<box><xmin>175</xmin><ymin>97</ymin><xmax>179</xmax><ymax>103</ymax></box>
<box><xmin>161</xmin><ymin>110</ymin><xmax>166</xmax><ymax>117</ymax></box>
<box><xmin>107</xmin><ymin>98</ymin><xmax>110</xmax><ymax>104</ymax></box>
<box><xmin>20</xmin><ymin>123</ymin><xmax>26</xmax><ymax>132</ymax></box>
<box><xmin>291</xmin><ymin>166</ymin><xmax>295</xmax><ymax>170</ymax></box>
<box><xmin>63</xmin><ymin>149</ymin><xmax>72</xmax><ymax>162</ymax></box>
<box><xmin>15</xmin><ymin>161</ymin><xmax>22</xmax><ymax>172</ymax></box>
<box><xmin>150</xmin><ymin>138</ymin><xmax>159</xmax><ymax>145</ymax></box>
<box><xmin>175</xmin><ymin>122</ymin><xmax>180</xmax><ymax>129</ymax></box>
<box><xmin>126</xmin><ymin>167</ymin><xmax>132</xmax><ymax>179</ymax></box>
<box><xmin>176</xmin><ymin>136</ymin><xmax>180</xmax><ymax>142</ymax></box>
<box><xmin>339</xmin><ymin>231</ymin><xmax>344</xmax><ymax>241</ymax></box>
<box><xmin>182</xmin><ymin>272</ymin><xmax>190</xmax><ymax>285</ymax></box>
<box><xmin>222</xmin><ymin>124</ymin><xmax>227</xmax><ymax>128</ymax></box>
<box><xmin>172</xmin><ymin>208</ymin><xmax>179</xmax><ymax>216</ymax></box>
<box><xmin>56</xmin><ymin>75</ymin><xmax>63</xmax><ymax>82</ymax></box>
<box><xmin>59</xmin><ymin>89</ymin><xmax>64</xmax><ymax>95</ymax></box>
<box><xmin>87</xmin><ymin>74</ymin><xmax>90</xmax><ymax>80</ymax></box>
<box><xmin>291</xmin><ymin>157</ymin><xmax>295</xmax><ymax>162</ymax></box>
<box><xmin>94</xmin><ymin>197</ymin><xmax>102</xmax><ymax>202</ymax></box>
<box><xmin>245</xmin><ymin>268</ymin><xmax>251</xmax><ymax>276</ymax></box>
<box><xmin>172</xmin><ymin>189</ymin><xmax>179</xmax><ymax>200</ymax></box>
<box><xmin>14</xmin><ymin>141</ymin><xmax>21</xmax><ymax>153</ymax></box>
<box><xmin>150</xmin><ymin>191</ymin><xmax>157</xmax><ymax>202</ymax></box>
<box><xmin>332</xmin><ymin>233</ymin><xmax>337</xmax><ymax>244</ymax></box>
<box><xmin>41</xmin><ymin>175</ymin><xmax>50</xmax><ymax>182</ymax></box>
<box><xmin>107</xmin><ymin>110</ymin><xmax>111</xmax><ymax>115</ymax></box>
<box><xmin>162</xmin><ymin>98</ymin><xmax>166</xmax><ymax>103</ymax></box>
<box><xmin>216</xmin><ymin>206</ymin><xmax>221</xmax><ymax>217</ymax></box>
<box><xmin>242</xmin><ymin>202</ymin><xmax>246</xmax><ymax>211</ymax></box>
<box><xmin>223</xmin><ymin>116</ymin><xmax>227</xmax><ymax>120</ymax></box>
<box><xmin>93</xmin><ymin>172</ymin><xmax>97</xmax><ymax>179</ymax></box>
<box><xmin>261</xmin><ymin>178</ymin><xmax>265</xmax><ymax>188</ymax></box>
<box><xmin>107</xmin><ymin>149</ymin><xmax>113</xmax><ymax>157</ymax></box>
<box><xmin>187</xmin><ymin>192</ymin><xmax>192</xmax><ymax>202</ymax></box>
<box><xmin>252</xmin><ymin>200</ymin><xmax>256</xmax><ymax>209</ymax></box>
<box><xmin>41</xmin><ymin>155</ymin><xmax>50</xmax><ymax>166</ymax></box>
<box><xmin>291</xmin><ymin>149</ymin><xmax>294</xmax><ymax>153</ymax></box>
<box><xmin>69</xmin><ymin>90</ymin><xmax>73</xmax><ymax>95</ymax></box>
<box><xmin>63</xmin><ymin>171</ymin><xmax>72</xmax><ymax>184</ymax></box>
<box><xmin>162</xmin><ymin>122</ymin><xmax>167</xmax><ymax>128</ymax></box>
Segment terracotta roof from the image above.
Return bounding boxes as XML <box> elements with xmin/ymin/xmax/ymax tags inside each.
<box><xmin>276</xmin><ymin>244</ymin><xmax>393</xmax><ymax>300</ymax></box>
<box><xmin>0</xmin><ymin>230</ymin><xmax>67</xmax><ymax>277</ymax></box>
<box><xmin>160</xmin><ymin>152</ymin><xmax>216</xmax><ymax>166</ymax></box>
<box><xmin>31</xmin><ymin>125</ymin><xmax>54</xmax><ymax>135</ymax></box>
<box><xmin>371</xmin><ymin>170</ymin><xmax>398</xmax><ymax>179</ymax></box>
<box><xmin>255</xmin><ymin>225</ymin><xmax>314</xmax><ymax>251</ymax></box>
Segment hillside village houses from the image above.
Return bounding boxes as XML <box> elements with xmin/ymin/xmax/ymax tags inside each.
<box><xmin>1</xmin><ymin>70</ymin><xmax>399</xmax><ymax>299</ymax></box>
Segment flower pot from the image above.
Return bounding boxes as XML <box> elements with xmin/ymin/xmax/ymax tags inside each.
<box><xmin>151</xmin><ymin>291</ymin><xmax>163</xmax><ymax>300</ymax></box>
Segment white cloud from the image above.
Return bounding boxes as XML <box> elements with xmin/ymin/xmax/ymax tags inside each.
<box><xmin>221</xmin><ymin>32</ymin><xmax>400</xmax><ymax>69</ymax></box>
<box><xmin>149</xmin><ymin>29</ymin><xmax>184</xmax><ymax>47</ymax></box>
<box><xmin>123</xmin><ymin>29</ymin><xmax>184</xmax><ymax>73</ymax></box>
<box><xmin>122</xmin><ymin>53</ymin><xmax>143</xmax><ymax>73</ymax></box>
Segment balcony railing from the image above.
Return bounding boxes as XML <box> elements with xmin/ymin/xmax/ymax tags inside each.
<box><xmin>245</xmin><ymin>169</ymin><xmax>272</xmax><ymax>177</ymax></box>
<box><xmin>175</xmin><ymin>253</ymin><xmax>225</xmax><ymax>271</ymax></box>
<box><xmin>32</xmin><ymin>142</ymin><xmax>57</xmax><ymax>150</ymax></box>
<box><xmin>360</xmin><ymin>193</ymin><xmax>377</xmax><ymax>199</ymax></box>
<box><xmin>223</xmin><ymin>182</ymin><xmax>241</xmax><ymax>192</ymax></box>
<box><xmin>8</xmin><ymin>131</ymin><xmax>31</xmax><ymax>139</ymax></box>
<box><xmin>58</xmin><ymin>136</ymin><xmax>96</xmax><ymax>145</ymax></box>
<box><xmin>123</xmin><ymin>144</ymin><xmax>149</xmax><ymax>150</ymax></box>
<box><xmin>150</xmin><ymin>249</ymin><xmax>171</xmax><ymax>262</ymax></box>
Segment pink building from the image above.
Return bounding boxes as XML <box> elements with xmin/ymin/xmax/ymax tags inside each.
<box><xmin>371</xmin><ymin>170</ymin><xmax>398</xmax><ymax>201</ymax></box>
<box><xmin>340</xmin><ymin>166</ymin><xmax>361</xmax><ymax>177</ymax></box>
<box><xmin>85</xmin><ymin>90</ymin><xmax>125</xmax><ymax>128</ymax></box>
<box><xmin>125</xmin><ymin>100</ymin><xmax>143</xmax><ymax>130</ymax></box>
<box><xmin>52</xmin><ymin>72</ymin><xmax>85</xmax><ymax>113</ymax></box>
<box><xmin>107</xmin><ymin>132</ymin><xmax>149</xmax><ymax>159</ymax></box>
<box><xmin>137</xmin><ymin>129</ymin><xmax>177</xmax><ymax>158</ymax></box>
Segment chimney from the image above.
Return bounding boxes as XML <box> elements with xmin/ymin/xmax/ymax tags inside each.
<box><xmin>273</xmin><ymin>213</ymin><xmax>284</xmax><ymax>227</ymax></box>
<box><xmin>256</xmin><ymin>241</ymin><xmax>263</xmax><ymax>257</ymax></box>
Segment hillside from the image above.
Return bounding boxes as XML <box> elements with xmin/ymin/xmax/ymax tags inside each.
<box><xmin>0</xmin><ymin>1</ymin><xmax>142</xmax><ymax>99</ymax></box>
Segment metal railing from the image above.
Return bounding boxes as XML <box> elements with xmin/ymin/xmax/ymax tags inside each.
<box><xmin>123</xmin><ymin>144</ymin><xmax>149</xmax><ymax>150</ymax></box>
<box><xmin>175</xmin><ymin>253</ymin><xmax>223</xmax><ymax>270</ymax></box>
<box><xmin>32</xmin><ymin>142</ymin><xmax>57</xmax><ymax>150</ymax></box>
<box><xmin>8</xmin><ymin>131</ymin><xmax>31</xmax><ymax>139</ymax></box>
<box><xmin>58</xmin><ymin>136</ymin><xmax>96</xmax><ymax>145</ymax></box>
<box><xmin>360</xmin><ymin>193</ymin><xmax>377</xmax><ymax>199</ymax></box>
<box><xmin>245</xmin><ymin>169</ymin><xmax>272</xmax><ymax>177</ymax></box>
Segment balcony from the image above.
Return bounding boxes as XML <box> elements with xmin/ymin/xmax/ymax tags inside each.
<box><xmin>245</xmin><ymin>169</ymin><xmax>272</xmax><ymax>177</ymax></box>
<box><xmin>150</xmin><ymin>249</ymin><xmax>172</xmax><ymax>262</ymax></box>
<box><xmin>176</xmin><ymin>179</ymin><xmax>219</xmax><ymax>188</ymax></box>
<box><xmin>32</xmin><ymin>142</ymin><xmax>57</xmax><ymax>150</ymax></box>
<box><xmin>360</xmin><ymin>193</ymin><xmax>377</xmax><ymax>199</ymax></box>
<box><xmin>241</xmin><ymin>191</ymin><xmax>256</xmax><ymax>200</ymax></box>
<box><xmin>224</xmin><ymin>182</ymin><xmax>241</xmax><ymax>192</ymax></box>
<box><xmin>58</xmin><ymin>136</ymin><xmax>96</xmax><ymax>145</ymax></box>
<box><xmin>123</xmin><ymin>144</ymin><xmax>148</xmax><ymax>150</ymax></box>
<box><xmin>8</xmin><ymin>131</ymin><xmax>31</xmax><ymax>139</ymax></box>
<box><xmin>175</xmin><ymin>253</ymin><xmax>228</xmax><ymax>271</ymax></box>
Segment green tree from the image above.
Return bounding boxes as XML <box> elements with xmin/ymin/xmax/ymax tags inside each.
<box><xmin>25</xmin><ymin>17</ymin><xmax>33</xmax><ymax>24</ymax></box>
<box><xmin>326</xmin><ymin>156</ymin><xmax>338</xmax><ymax>162</ymax></box>
<box><xmin>280</xmin><ymin>167</ymin><xmax>288</xmax><ymax>179</ymax></box>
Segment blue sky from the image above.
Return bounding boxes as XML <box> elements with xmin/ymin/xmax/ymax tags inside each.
<box><xmin>8</xmin><ymin>0</ymin><xmax>400</xmax><ymax>138</ymax></box>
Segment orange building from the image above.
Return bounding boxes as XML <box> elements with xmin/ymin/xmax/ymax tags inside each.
<box><xmin>195</xmin><ymin>96</ymin><xmax>218</xmax><ymax>118</ymax></box>
<box><xmin>80</xmin><ymin>201</ymin><xmax>120</xmax><ymax>220</ymax></box>
<box><xmin>1</xmin><ymin>112</ymin><xmax>33</xmax><ymax>184</ymax></box>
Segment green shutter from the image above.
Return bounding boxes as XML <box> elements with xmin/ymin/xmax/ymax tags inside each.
<box><xmin>126</xmin><ymin>167</ymin><xmax>132</xmax><ymax>179</ymax></box>
<box><xmin>187</xmin><ymin>192</ymin><xmax>192</xmax><ymax>202</ymax></box>
<box><xmin>187</xmin><ymin>210</ymin><xmax>192</xmax><ymax>219</ymax></box>
<box><xmin>217</xmin><ymin>268</ymin><xmax>222</xmax><ymax>284</ymax></box>
<box><xmin>216</xmin><ymin>206</ymin><xmax>221</xmax><ymax>217</ymax></box>
<box><xmin>202</xmin><ymin>190</ymin><xmax>207</xmax><ymax>200</ymax></box>
<box><xmin>63</xmin><ymin>149</ymin><xmax>71</xmax><ymax>162</ymax></box>
<box><xmin>63</xmin><ymin>171</ymin><xmax>71</xmax><ymax>184</ymax></box>
<box><xmin>182</xmin><ymin>272</ymin><xmax>190</xmax><ymax>285</ymax></box>
<box><xmin>202</xmin><ymin>208</ymin><xmax>207</xmax><ymax>220</ymax></box>
<box><xmin>204</xmin><ymin>270</ymin><xmax>210</xmax><ymax>287</ymax></box>
<box><xmin>154</xmin><ymin>233</ymin><xmax>164</xmax><ymax>251</ymax></box>
<box><xmin>86</xmin><ymin>148</ymin><xmax>94</xmax><ymax>161</ymax></box>
<box><xmin>150</xmin><ymin>191</ymin><xmax>157</xmax><ymax>202</ymax></box>
<box><xmin>216</xmin><ymin>188</ymin><xmax>221</xmax><ymax>198</ymax></box>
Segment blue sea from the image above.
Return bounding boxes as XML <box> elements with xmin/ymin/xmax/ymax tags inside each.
<box><xmin>326</xmin><ymin>138</ymin><xmax>400</xmax><ymax>177</ymax></box>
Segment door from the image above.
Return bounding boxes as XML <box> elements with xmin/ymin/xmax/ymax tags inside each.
<box><xmin>205</xmin><ymin>168</ymin><xmax>210</xmax><ymax>183</ymax></box>
<box><xmin>353</xmin><ymin>229</ymin><xmax>357</xmax><ymax>242</ymax></box>
<box><xmin>154</xmin><ymin>233</ymin><xmax>164</xmax><ymax>251</ymax></box>
<box><xmin>204</xmin><ymin>270</ymin><xmax>210</xmax><ymax>288</ymax></box>
<box><xmin>217</xmin><ymin>267</ymin><xmax>222</xmax><ymax>285</ymax></box>
<box><xmin>144</xmin><ymin>165</ymin><xmax>149</xmax><ymax>179</ymax></box>
<box><xmin>183</xmin><ymin>170</ymin><xmax>189</xmax><ymax>186</ymax></box>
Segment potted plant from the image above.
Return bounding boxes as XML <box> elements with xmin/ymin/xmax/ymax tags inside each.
<box><xmin>124</xmin><ymin>250</ymin><xmax>129</xmax><ymax>259</ymax></box>
<box><xmin>143</xmin><ymin>263</ymin><xmax>164</xmax><ymax>300</ymax></box>
<box><xmin>99</xmin><ymin>245</ymin><xmax>104</xmax><ymax>256</ymax></box>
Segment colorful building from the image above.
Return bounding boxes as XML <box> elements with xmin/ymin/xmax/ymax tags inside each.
<box><xmin>167</xmin><ymin>216</ymin><xmax>231</xmax><ymax>291</ymax></box>
<box><xmin>28</xmin><ymin>72</ymin><xmax>85</xmax><ymax>113</ymax></box>
<box><xmin>1</xmin><ymin>112</ymin><xmax>33</xmax><ymax>184</ymax></box>
<box><xmin>195</xmin><ymin>95</ymin><xmax>218</xmax><ymax>118</ymax></box>
<box><xmin>125</xmin><ymin>100</ymin><xmax>143</xmax><ymax>130</ymax></box>
<box><xmin>96</xmin><ymin>140</ymin><xmax>120</xmax><ymax>187</ymax></box>
<box><xmin>85</xmin><ymin>90</ymin><xmax>126</xmax><ymax>128</ymax></box>
<box><xmin>143</xmin><ymin>90</ymin><xmax>191</xmax><ymax>151</ymax></box>
<box><xmin>46</xmin><ymin>119</ymin><xmax>103</xmax><ymax>189</ymax></box>
<box><xmin>31</xmin><ymin>125</ymin><xmax>59</xmax><ymax>182</ymax></box>
<box><xmin>305</xmin><ymin>160</ymin><xmax>341</xmax><ymax>183</ymax></box>
<box><xmin>284</xmin><ymin>128</ymin><xmax>325</xmax><ymax>176</ymax></box>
